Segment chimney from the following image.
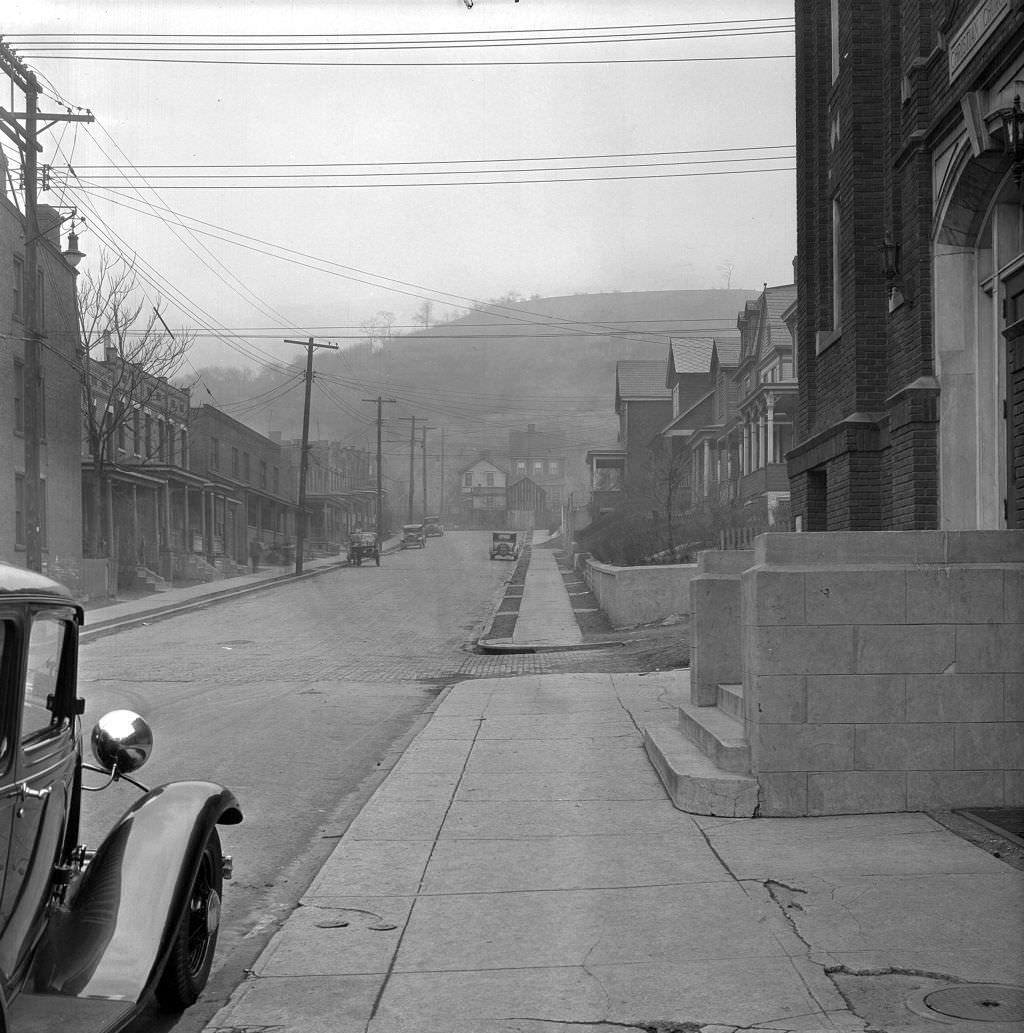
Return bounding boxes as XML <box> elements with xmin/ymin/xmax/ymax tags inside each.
<box><xmin>102</xmin><ymin>330</ymin><xmax>117</xmax><ymax>364</ymax></box>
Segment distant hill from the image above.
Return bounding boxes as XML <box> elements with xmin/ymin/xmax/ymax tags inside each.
<box><xmin>194</xmin><ymin>288</ymin><xmax>757</xmax><ymax>504</ymax></box>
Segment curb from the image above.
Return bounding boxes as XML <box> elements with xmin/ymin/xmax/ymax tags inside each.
<box><xmin>475</xmin><ymin>636</ymin><xmax>625</xmax><ymax>654</ymax></box>
<box><xmin>81</xmin><ymin>559</ymin><xmax>349</xmax><ymax>640</ymax></box>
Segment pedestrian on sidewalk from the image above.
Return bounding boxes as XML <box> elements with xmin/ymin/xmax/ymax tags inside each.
<box><xmin>248</xmin><ymin>538</ymin><xmax>262</xmax><ymax>573</ymax></box>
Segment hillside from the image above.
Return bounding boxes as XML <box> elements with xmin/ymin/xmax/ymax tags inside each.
<box><xmin>194</xmin><ymin>288</ymin><xmax>757</xmax><ymax>503</ymax></box>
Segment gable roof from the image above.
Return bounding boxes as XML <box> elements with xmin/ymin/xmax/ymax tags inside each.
<box><xmin>711</xmin><ymin>339</ymin><xmax>742</xmax><ymax>369</ymax></box>
<box><xmin>615</xmin><ymin>361</ymin><xmax>671</xmax><ymax>403</ymax></box>
<box><xmin>667</xmin><ymin>338</ymin><xmax>717</xmax><ymax>378</ymax></box>
<box><xmin>737</xmin><ymin>283</ymin><xmax>797</xmax><ymax>368</ymax></box>
<box><xmin>457</xmin><ymin>456</ymin><xmax>506</xmax><ymax>476</ymax></box>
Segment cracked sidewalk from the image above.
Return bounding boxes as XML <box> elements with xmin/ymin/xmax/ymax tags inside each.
<box><xmin>204</xmin><ymin>670</ymin><xmax>1024</xmax><ymax>1033</ymax></box>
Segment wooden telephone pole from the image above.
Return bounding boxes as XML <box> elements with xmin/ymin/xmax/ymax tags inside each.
<box><xmin>1</xmin><ymin>41</ymin><xmax>93</xmax><ymax>572</ymax></box>
<box><xmin>363</xmin><ymin>396</ymin><xmax>396</xmax><ymax>545</ymax></box>
<box><xmin>285</xmin><ymin>337</ymin><xmax>338</xmax><ymax>574</ymax></box>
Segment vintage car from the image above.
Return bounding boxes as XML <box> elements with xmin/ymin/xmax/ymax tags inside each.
<box><xmin>400</xmin><ymin>524</ymin><xmax>426</xmax><ymax>549</ymax></box>
<box><xmin>489</xmin><ymin>531</ymin><xmax>521</xmax><ymax>561</ymax></box>
<box><xmin>0</xmin><ymin>563</ymin><xmax>242</xmax><ymax>1032</ymax></box>
<box><xmin>347</xmin><ymin>530</ymin><xmax>381</xmax><ymax>566</ymax></box>
<box><xmin>423</xmin><ymin>517</ymin><xmax>445</xmax><ymax>537</ymax></box>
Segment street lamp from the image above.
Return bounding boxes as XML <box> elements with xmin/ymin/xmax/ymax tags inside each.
<box><xmin>63</xmin><ymin>223</ymin><xmax>85</xmax><ymax>268</ymax></box>
<box><xmin>998</xmin><ymin>94</ymin><xmax>1024</xmax><ymax>188</ymax></box>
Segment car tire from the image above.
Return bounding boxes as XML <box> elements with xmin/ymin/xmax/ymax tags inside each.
<box><xmin>155</xmin><ymin>827</ymin><xmax>223</xmax><ymax>1011</ymax></box>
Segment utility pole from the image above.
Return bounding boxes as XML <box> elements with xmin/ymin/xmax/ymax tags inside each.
<box><xmin>439</xmin><ymin>427</ymin><xmax>446</xmax><ymax>522</ymax></box>
<box><xmin>399</xmin><ymin>417</ymin><xmax>420</xmax><ymax>522</ymax></box>
<box><xmin>420</xmin><ymin>425</ymin><xmax>436</xmax><ymax>520</ymax></box>
<box><xmin>363</xmin><ymin>396</ymin><xmax>396</xmax><ymax>544</ymax></box>
<box><xmin>285</xmin><ymin>337</ymin><xmax>338</xmax><ymax>574</ymax></box>
<box><xmin>1</xmin><ymin>41</ymin><xmax>93</xmax><ymax>572</ymax></box>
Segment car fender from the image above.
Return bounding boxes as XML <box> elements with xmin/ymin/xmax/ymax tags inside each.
<box><xmin>26</xmin><ymin>780</ymin><xmax>242</xmax><ymax>1003</ymax></box>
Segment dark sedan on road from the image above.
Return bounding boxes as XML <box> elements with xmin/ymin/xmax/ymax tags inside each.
<box><xmin>400</xmin><ymin>524</ymin><xmax>427</xmax><ymax>549</ymax></box>
<box><xmin>0</xmin><ymin>563</ymin><xmax>242</xmax><ymax>1032</ymax></box>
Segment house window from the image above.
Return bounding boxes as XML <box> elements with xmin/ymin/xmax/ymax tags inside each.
<box><xmin>13</xmin><ymin>256</ymin><xmax>23</xmax><ymax>320</ymax></box>
<box><xmin>133</xmin><ymin>410</ymin><xmax>141</xmax><ymax>455</ymax></box>
<box><xmin>232</xmin><ymin>447</ymin><xmax>240</xmax><ymax>476</ymax></box>
<box><xmin>259</xmin><ymin>460</ymin><xmax>267</xmax><ymax>488</ymax></box>
<box><xmin>168</xmin><ymin>425</ymin><xmax>177</xmax><ymax>465</ymax></box>
<box><xmin>465</xmin><ymin>472</ymin><xmax>472</xmax><ymax>487</ymax></box>
<box><xmin>144</xmin><ymin>414</ymin><xmax>152</xmax><ymax>457</ymax></box>
<box><xmin>273</xmin><ymin>466</ymin><xmax>279</xmax><ymax>493</ymax></box>
<box><xmin>210</xmin><ymin>436</ymin><xmax>220</xmax><ymax>470</ymax></box>
<box><xmin>243</xmin><ymin>452</ymin><xmax>250</xmax><ymax>480</ymax></box>
<box><xmin>13</xmin><ymin>359</ymin><xmax>24</xmax><ymax>433</ymax></box>
<box><xmin>515</xmin><ymin>461</ymin><xmax>526</xmax><ymax>473</ymax></box>
<box><xmin>548</xmin><ymin>461</ymin><xmax>559</xmax><ymax>476</ymax></box>
<box><xmin>485</xmin><ymin>472</ymin><xmax>494</xmax><ymax>487</ymax></box>
<box><xmin>533</xmin><ymin>461</ymin><xmax>543</xmax><ymax>476</ymax></box>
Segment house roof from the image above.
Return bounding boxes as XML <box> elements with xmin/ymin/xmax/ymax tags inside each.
<box><xmin>456</xmin><ymin>456</ymin><xmax>506</xmax><ymax>476</ymax></box>
<box><xmin>712</xmin><ymin>339</ymin><xmax>742</xmax><ymax>368</ymax></box>
<box><xmin>737</xmin><ymin>283</ymin><xmax>797</xmax><ymax>368</ymax></box>
<box><xmin>667</xmin><ymin>338</ymin><xmax>717</xmax><ymax>377</ymax></box>
<box><xmin>615</xmin><ymin>361</ymin><xmax>671</xmax><ymax>401</ymax></box>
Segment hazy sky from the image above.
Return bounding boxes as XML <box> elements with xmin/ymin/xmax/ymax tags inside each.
<box><xmin>5</xmin><ymin>0</ymin><xmax>795</xmax><ymax>368</ymax></box>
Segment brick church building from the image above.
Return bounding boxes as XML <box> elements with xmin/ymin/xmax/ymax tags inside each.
<box><xmin>790</xmin><ymin>0</ymin><xmax>1024</xmax><ymax>530</ymax></box>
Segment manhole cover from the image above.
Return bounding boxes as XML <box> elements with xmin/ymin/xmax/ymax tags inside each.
<box><xmin>924</xmin><ymin>985</ymin><xmax>1024</xmax><ymax>1022</ymax></box>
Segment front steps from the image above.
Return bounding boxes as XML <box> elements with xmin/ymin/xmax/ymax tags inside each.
<box><xmin>643</xmin><ymin>683</ymin><xmax>759</xmax><ymax>817</ymax></box>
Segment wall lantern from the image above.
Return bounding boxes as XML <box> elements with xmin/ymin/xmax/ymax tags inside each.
<box><xmin>999</xmin><ymin>94</ymin><xmax>1024</xmax><ymax>188</ymax></box>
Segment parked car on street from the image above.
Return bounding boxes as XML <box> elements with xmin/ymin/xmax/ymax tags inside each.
<box><xmin>347</xmin><ymin>530</ymin><xmax>381</xmax><ymax>566</ymax></box>
<box><xmin>0</xmin><ymin>563</ymin><xmax>242</xmax><ymax>1032</ymax></box>
<box><xmin>489</xmin><ymin>531</ymin><xmax>521</xmax><ymax>560</ymax></box>
<box><xmin>423</xmin><ymin>517</ymin><xmax>444</xmax><ymax>537</ymax></box>
<box><xmin>400</xmin><ymin>524</ymin><xmax>426</xmax><ymax>549</ymax></box>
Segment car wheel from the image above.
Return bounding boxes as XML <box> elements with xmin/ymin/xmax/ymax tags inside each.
<box><xmin>155</xmin><ymin>828</ymin><xmax>223</xmax><ymax>1011</ymax></box>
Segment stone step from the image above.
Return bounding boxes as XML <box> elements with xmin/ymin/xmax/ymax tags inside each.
<box><xmin>677</xmin><ymin>702</ymin><xmax>750</xmax><ymax>774</ymax></box>
<box><xmin>717</xmin><ymin>683</ymin><xmax>744</xmax><ymax>721</ymax></box>
<box><xmin>643</xmin><ymin>721</ymin><xmax>758</xmax><ymax>817</ymax></box>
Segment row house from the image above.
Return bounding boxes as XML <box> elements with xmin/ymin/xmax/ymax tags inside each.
<box><xmin>585</xmin><ymin>361</ymin><xmax>671</xmax><ymax>519</ymax></box>
<box><xmin>189</xmin><ymin>405</ymin><xmax>297</xmax><ymax>570</ymax></box>
<box><xmin>508</xmin><ymin>424</ymin><xmax>566</xmax><ymax>517</ymax></box>
<box><xmin>1</xmin><ymin>195</ymin><xmax>84</xmax><ymax>590</ymax></box>
<box><xmin>726</xmin><ymin>284</ymin><xmax>798</xmax><ymax>525</ymax></box>
<box><xmin>280</xmin><ymin>438</ymin><xmax>377</xmax><ymax>551</ymax></box>
<box><xmin>81</xmin><ymin>335</ymin><xmax>203</xmax><ymax>586</ymax></box>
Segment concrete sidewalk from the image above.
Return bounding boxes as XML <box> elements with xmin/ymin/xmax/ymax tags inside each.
<box><xmin>512</xmin><ymin>537</ymin><xmax>583</xmax><ymax>647</ymax></box>
<box><xmin>201</xmin><ymin>668</ymin><xmax>1024</xmax><ymax>1033</ymax></box>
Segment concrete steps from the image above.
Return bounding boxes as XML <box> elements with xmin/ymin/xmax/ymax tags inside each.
<box><xmin>136</xmin><ymin>566</ymin><xmax>172</xmax><ymax>593</ymax></box>
<box><xmin>643</xmin><ymin>683</ymin><xmax>758</xmax><ymax>817</ymax></box>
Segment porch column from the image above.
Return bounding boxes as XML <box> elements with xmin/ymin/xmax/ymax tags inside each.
<box><xmin>131</xmin><ymin>484</ymin><xmax>139</xmax><ymax>564</ymax></box>
<box><xmin>183</xmin><ymin>487</ymin><xmax>191</xmax><ymax>552</ymax></box>
<box><xmin>703</xmin><ymin>440</ymin><xmax>712</xmax><ymax>497</ymax></box>
<box><xmin>766</xmin><ymin>393</ymin><xmax>776</xmax><ymax>464</ymax></box>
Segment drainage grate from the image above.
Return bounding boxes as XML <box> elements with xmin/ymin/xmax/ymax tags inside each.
<box><xmin>923</xmin><ymin>985</ymin><xmax>1024</xmax><ymax>1022</ymax></box>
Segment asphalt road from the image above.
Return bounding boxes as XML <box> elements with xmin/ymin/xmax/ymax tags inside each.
<box><xmin>74</xmin><ymin>530</ymin><xmax>511</xmax><ymax>1033</ymax></box>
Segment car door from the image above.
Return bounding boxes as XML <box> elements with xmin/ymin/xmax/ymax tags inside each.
<box><xmin>0</xmin><ymin>608</ymin><xmax>79</xmax><ymax>989</ymax></box>
<box><xmin>0</xmin><ymin>615</ymin><xmax>20</xmax><ymax>970</ymax></box>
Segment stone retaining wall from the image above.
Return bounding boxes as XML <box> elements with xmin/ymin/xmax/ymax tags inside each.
<box><xmin>743</xmin><ymin>531</ymin><xmax>1024</xmax><ymax>816</ymax></box>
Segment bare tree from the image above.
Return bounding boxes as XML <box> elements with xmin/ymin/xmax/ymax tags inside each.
<box><xmin>78</xmin><ymin>252</ymin><xmax>194</xmax><ymax>558</ymax></box>
<box><xmin>644</xmin><ymin>439</ymin><xmax>691</xmax><ymax>556</ymax></box>
<box><xmin>413</xmin><ymin>299</ymin><xmax>434</xmax><ymax>329</ymax></box>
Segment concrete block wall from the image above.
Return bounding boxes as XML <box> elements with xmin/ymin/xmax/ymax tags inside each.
<box><xmin>689</xmin><ymin>549</ymin><xmax>754</xmax><ymax>706</ymax></box>
<box><xmin>584</xmin><ymin>559</ymin><xmax>697</xmax><ymax>629</ymax></box>
<box><xmin>742</xmin><ymin>531</ymin><xmax>1024</xmax><ymax>816</ymax></box>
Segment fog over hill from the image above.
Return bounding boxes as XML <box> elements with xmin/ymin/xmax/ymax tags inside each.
<box><xmin>194</xmin><ymin>289</ymin><xmax>757</xmax><ymax>501</ymax></box>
